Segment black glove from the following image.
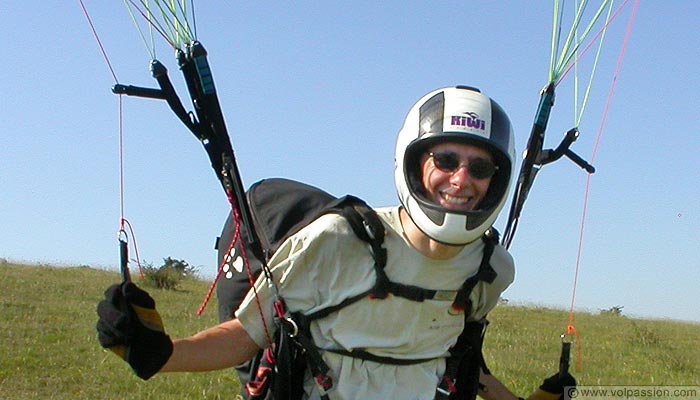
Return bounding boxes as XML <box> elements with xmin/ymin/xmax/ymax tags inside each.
<box><xmin>539</xmin><ymin>371</ymin><xmax>577</xmax><ymax>399</ymax></box>
<box><xmin>96</xmin><ymin>282</ymin><xmax>173</xmax><ymax>380</ymax></box>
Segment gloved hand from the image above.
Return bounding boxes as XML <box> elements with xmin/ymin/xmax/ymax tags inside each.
<box><xmin>96</xmin><ymin>282</ymin><xmax>173</xmax><ymax>380</ymax></box>
<box><xmin>528</xmin><ymin>371</ymin><xmax>577</xmax><ymax>400</ymax></box>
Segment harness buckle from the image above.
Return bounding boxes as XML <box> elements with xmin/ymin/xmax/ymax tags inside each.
<box><xmin>284</xmin><ymin>317</ymin><xmax>299</xmax><ymax>337</ymax></box>
<box><xmin>436</xmin><ymin>376</ymin><xmax>458</xmax><ymax>395</ymax></box>
<box><xmin>316</xmin><ymin>374</ymin><xmax>333</xmax><ymax>391</ymax></box>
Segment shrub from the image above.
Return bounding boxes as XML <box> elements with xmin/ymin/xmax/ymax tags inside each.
<box><xmin>142</xmin><ymin>257</ymin><xmax>197</xmax><ymax>290</ymax></box>
<box><xmin>600</xmin><ymin>305</ymin><xmax>624</xmax><ymax>316</ymax></box>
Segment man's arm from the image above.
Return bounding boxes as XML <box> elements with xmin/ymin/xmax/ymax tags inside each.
<box><xmin>479</xmin><ymin>369</ymin><xmax>575</xmax><ymax>400</ymax></box>
<box><xmin>479</xmin><ymin>370</ymin><xmax>521</xmax><ymax>400</ymax></box>
<box><xmin>160</xmin><ymin>318</ymin><xmax>261</xmax><ymax>373</ymax></box>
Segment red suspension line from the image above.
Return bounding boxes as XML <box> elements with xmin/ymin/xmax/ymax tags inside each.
<box><xmin>565</xmin><ymin>0</ymin><xmax>639</xmax><ymax>371</ymax></box>
<box><xmin>80</xmin><ymin>0</ymin><xmax>144</xmax><ymax>279</ymax></box>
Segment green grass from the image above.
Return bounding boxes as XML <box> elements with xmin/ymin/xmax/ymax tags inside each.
<box><xmin>1</xmin><ymin>262</ymin><xmax>698</xmax><ymax>399</ymax></box>
<box><xmin>0</xmin><ymin>263</ymin><xmax>239</xmax><ymax>399</ymax></box>
<box><xmin>484</xmin><ymin>305</ymin><xmax>700</xmax><ymax>394</ymax></box>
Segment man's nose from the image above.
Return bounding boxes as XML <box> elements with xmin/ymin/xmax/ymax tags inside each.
<box><xmin>449</xmin><ymin>165</ymin><xmax>472</xmax><ymax>185</ymax></box>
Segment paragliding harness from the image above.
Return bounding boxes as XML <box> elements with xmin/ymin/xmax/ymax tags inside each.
<box><xmin>89</xmin><ymin>25</ymin><xmax>498</xmax><ymax>396</ymax></box>
<box><xmin>215</xmin><ymin>178</ymin><xmax>499</xmax><ymax>400</ymax></box>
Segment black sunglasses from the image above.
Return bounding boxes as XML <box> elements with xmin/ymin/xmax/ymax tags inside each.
<box><xmin>429</xmin><ymin>152</ymin><xmax>498</xmax><ymax>180</ymax></box>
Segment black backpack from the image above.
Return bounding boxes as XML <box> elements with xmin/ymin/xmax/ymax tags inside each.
<box><xmin>214</xmin><ymin>178</ymin><xmax>498</xmax><ymax>400</ymax></box>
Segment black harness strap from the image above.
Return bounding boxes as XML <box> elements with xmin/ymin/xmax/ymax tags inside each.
<box><xmin>338</xmin><ymin>200</ymin><xmax>440</xmax><ymax>303</ymax></box>
<box><xmin>451</xmin><ymin>229</ymin><xmax>499</xmax><ymax>313</ymax></box>
<box><xmin>265</xmin><ymin>200</ymin><xmax>500</xmax><ymax>400</ymax></box>
<box><xmin>435</xmin><ymin>319</ymin><xmax>489</xmax><ymax>400</ymax></box>
<box><xmin>324</xmin><ymin>348</ymin><xmax>438</xmax><ymax>366</ymax></box>
<box><xmin>435</xmin><ymin>229</ymin><xmax>499</xmax><ymax>400</ymax></box>
<box><xmin>292</xmin><ymin>218</ymin><xmax>500</xmax><ymax>400</ymax></box>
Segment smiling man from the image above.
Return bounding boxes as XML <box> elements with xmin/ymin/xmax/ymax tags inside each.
<box><xmin>97</xmin><ymin>86</ymin><xmax>575</xmax><ymax>400</ymax></box>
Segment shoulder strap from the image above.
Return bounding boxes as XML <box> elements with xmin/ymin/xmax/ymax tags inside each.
<box><xmin>450</xmin><ymin>228</ymin><xmax>499</xmax><ymax>313</ymax></box>
<box><xmin>436</xmin><ymin>228</ymin><xmax>501</xmax><ymax>400</ymax></box>
<box><xmin>299</xmin><ymin>196</ymin><xmax>387</xmax><ymax>322</ymax></box>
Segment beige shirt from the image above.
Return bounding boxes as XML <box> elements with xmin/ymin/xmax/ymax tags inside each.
<box><xmin>236</xmin><ymin>206</ymin><xmax>514</xmax><ymax>400</ymax></box>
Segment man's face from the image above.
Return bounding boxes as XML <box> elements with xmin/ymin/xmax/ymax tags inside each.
<box><xmin>419</xmin><ymin>142</ymin><xmax>495</xmax><ymax>212</ymax></box>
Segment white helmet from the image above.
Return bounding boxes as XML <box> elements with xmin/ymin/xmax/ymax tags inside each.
<box><xmin>394</xmin><ymin>86</ymin><xmax>515</xmax><ymax>245</ymax></box>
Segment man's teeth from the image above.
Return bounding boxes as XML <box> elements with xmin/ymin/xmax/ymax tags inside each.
<box><xmin>442</xmin><ymin>193</ymin><xmax>470</xmax><ymax>204</ymax></box>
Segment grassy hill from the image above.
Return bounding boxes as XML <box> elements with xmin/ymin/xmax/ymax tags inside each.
<box><xmin>1</xmin><ymin>262</ymin><xmax>698</xmax><ymax>399</ymax></box>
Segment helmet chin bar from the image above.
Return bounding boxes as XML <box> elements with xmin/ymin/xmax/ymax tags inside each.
<box><xmin>404</xmin><ymin>196</ymin><xmax>495</xmax><ymax>245</ymax></box>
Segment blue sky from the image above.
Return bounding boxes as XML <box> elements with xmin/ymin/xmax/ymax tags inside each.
<box><xmin>2</xmin><ymin>2</ymin><xmax>698</xmax><ymax>324</ymax></box>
